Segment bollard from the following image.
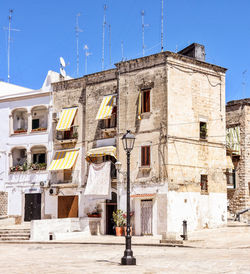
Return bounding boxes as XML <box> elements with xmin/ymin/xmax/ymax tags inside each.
<box><xmin>180</xmin><ymin>220</ymin><xmax>188</xmax><ymax>240</ymax></box>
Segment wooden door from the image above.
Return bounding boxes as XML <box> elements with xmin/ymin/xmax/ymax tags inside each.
<box><xmin>24</xmin><ymin>193</ymin><xmax>41</xmax><ymax>221</ymax></box>
<box><xmin>141</xmin><ymin>199</ymin><xmax>153</xmax><ymax>235</ymax></box>
<box><xmin>58</xmin><ymin>195</ymin><xmax>78</xmax><ymax>218</ymax></box>
<box><xmin>106</xmin><ymin>192</ymin><xmax>117</xmax><ymax>235</ymax></box>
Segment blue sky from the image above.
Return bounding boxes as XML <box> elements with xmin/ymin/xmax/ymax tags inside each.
<box><xmin>0</xmin><ymin>0</ymin><xmax>249</xmax><ymax>102</ymax></box>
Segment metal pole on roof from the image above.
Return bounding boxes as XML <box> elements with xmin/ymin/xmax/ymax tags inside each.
<box><xmin>161</xmin><ymin>0</ymin><xmax>164</xmax><ymax>52</ymax></box>
<box><xmin>102</xmin><ymin>5</ymin><xmax>107</xmax><ymax>71</ymax></box>
<box><xmin>75</xmin><ymin>13</ymin><xmax>83</xmax><ymax>77</ymax></box>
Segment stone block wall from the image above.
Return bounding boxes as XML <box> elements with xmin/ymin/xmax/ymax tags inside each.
<box><xmin>0</xmin><ymin>191</ymin><xmax>8</xmax><ymax>216</ymax></box>
<box><xmin>226</xmin><ymin>100</ymin><xmax>250</xmax><ymax>218</ymax></box>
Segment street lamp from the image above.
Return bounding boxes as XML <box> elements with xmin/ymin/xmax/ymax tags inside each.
<box><xmin>121</xmin><ymin>130</ymin><xmax>136</xmax><ymax>265</ymax></box>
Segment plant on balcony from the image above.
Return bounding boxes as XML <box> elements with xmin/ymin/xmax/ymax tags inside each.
<box><xmin>31</xmin><ymin>127</ymin><xmax>47</xmax><ymax>132</ymax></box>
<box><xmin>14</xmin><ymin>128</ymin><xmax>27</xmax><ymax>134</ymax></box>
<box><xmin>29</xmin><ymin>163</ymin><xmax>47</xmax><ymax>171</ymax></box>
<box><xmin>10</xmin><ymin>161</ymin><xmax>28</xmax><ymax>172</ymax></box>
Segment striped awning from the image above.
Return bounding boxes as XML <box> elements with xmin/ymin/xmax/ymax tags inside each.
<box><xmin>56</xmin><ymin>107</ymin><xmax>78</xmax><ymax>131</ymax></box>
<box><xmin>96</xmin><ymin>95</ymin><xmax>116</xmax><ymax>120</ymax></box>
<box><xmin>226</xmin><ymin>126</ymin><xmax>240</xmax><ymax>155</ymax></box>
<box><xmin>86</xmin><ymin>146</ymin><xmax>116</xmax><ymax>162</ymax></box>
<box><xmin>225</xmin><ymin>156</ymin><xmax>234</xmax><ymax>169</ymax></box>
<box><xmin>48</xmin><ymin>150</ymin><xmax>79</xmax><ymax>170</ymax></box>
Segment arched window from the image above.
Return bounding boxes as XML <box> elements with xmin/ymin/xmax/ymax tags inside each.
<box><xmin>31</xmin><ymin>106</ymin><xmax>48</xmax><ymax>132</ymax></box>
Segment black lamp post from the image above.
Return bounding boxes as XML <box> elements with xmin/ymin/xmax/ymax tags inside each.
<box><xmin>121</xmin><ymin>130</ymin><xmax>136</xmax><ymax>265</ymax></box>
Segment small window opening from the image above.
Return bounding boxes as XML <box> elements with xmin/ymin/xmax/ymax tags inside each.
<box><xmin>200</xmin><ymin>122</ymin><xmax>207</xmax><ymax>140</ymax></box>
<box><xmin>142</xmin><ymin>90</ymin><xmax>150</xmax><ymax>113</ymax></box>
<box><xmin>200</xmin><ymin>175</ymin><xmax>208</xmax><ymax>194</ymax></box>
<box><xmin>141</xmin><ymin>146</ymin><xmax>150</xmax><ymax>167</ymax></box>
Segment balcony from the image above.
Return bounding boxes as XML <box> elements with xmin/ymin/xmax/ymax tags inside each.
<box><xmin>55</xmin><ymin>126</ymin><xmax>78</xmax><ymax>144</ymax></box>
<box><xmin>50</xmin><ymin>170</ymin><xmax>80</xmax><ymax>188</ymax></box>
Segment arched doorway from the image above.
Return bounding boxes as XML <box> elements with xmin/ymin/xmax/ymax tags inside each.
<box><xmin>106</xmin><ymin>192</ymin><xmax>117</xmax><ymax>235</ymax></box>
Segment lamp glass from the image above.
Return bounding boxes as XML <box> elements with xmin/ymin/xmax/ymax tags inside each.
<box><xmin>122</xmin><ymin>130</ymin><xmax>135</xmax><ymax>152</ymax></box>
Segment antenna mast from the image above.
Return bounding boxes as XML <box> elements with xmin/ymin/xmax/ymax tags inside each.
<box><xmin>75</xmin><ymin>13</ymin><xmax>82</xmax><ymax>77</ymax></box>
<box><xmin>84</xmin><ymin>45</ymin><xmax>91</xmax><ymax>75</ymax></box>
<box><xmin>161</xmin><ymin>0</ymin><xmax>164</xmax><ymax>51</ymax></box>
<box><xmin>141</xmin><ymin>10</ymin><xmax>148</xmax><ymax>57</ymax></box>
<box><xmin>4</xmin><ymin>9</ymin><xmax>20</xmax><ymax>83</ymax></box>
<box><xmin>102</xmin><ymin>5</ymin><xmax>107</xmax><ymax>70</ymax></box>
<box><xmin>121</xmin><ymin>41</ymin><xmax>124</xmax><ymax>61</ymax></box>
<box><xmin>109</xmin><ymin>24</ymin><xmax>111</xmax><ymax>67</ymax></box>
<box><xmin>242</xmin><ymin>70</ymin><xmax>247</xmax><ymax>99</ymax></box>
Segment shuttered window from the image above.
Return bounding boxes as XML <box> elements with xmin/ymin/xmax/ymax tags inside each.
<box><xmin>141</xmin><ymin>146</ymin><xmax>150</xmax><ymax>166</ymax></box>
<box><xmin>142</xmin><ymin>90</ymin><xmax>150</xmax><ymax>113</ymax></box>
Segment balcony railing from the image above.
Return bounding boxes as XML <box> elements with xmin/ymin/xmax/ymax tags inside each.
<box><xmin>100</xmin><ymin>115</ymin><xmax>117</xmax><ymax>129</ymax></box>
<box><xmin>55</xmin><ymin>126</ymin><xmax>78</xmax><ymax>141</ymax></box>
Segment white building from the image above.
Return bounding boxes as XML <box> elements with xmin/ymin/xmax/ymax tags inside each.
<box><xmin>0</xmin><ymin>71</ymin><xmax>61</xmax><ymax>223</ymax></box>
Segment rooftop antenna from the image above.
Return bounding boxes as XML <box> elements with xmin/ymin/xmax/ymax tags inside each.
<box><xmin>141</xmin><ymin>10</ymin><xmax>149</xmax><ymax>57</ymax></box>
<box><xmin>59</xmin><ymin>57</ymin><xmax>67</xmax><ymax>78</ymax></box>
<box><xmin>75</xmin><ymin>13</ymin><xmax>83</xmax><ymax>77</ymax></box>
<box><xmin>242</xmin><ymin>70</ymin><xmax>247</xmax><ymax>99</ymax></box>
<box><xmin>161</xmin><ymin>0</ymin><xmax>164</xmax><ymax>52</ymax></box>
<box><xmin>84</xmin><ymin>45</ymin><xmax>91</xmax><ymax>75</ymax></box>
<box><xmin>109</xmin><ymin>24</ymin><xmax>111</xmax><ymax>67</ymax></box>
<box><xmin>102</xmin><ymin>4</ymin><xmax>107</xmax><ymax>70</ymax></box>
<box><xmin>121</xmin><ymin>41</ymin><xmax>124</xmax><ymax>61</ymax></box>
<box><xmin>3</xmin><ymin>9</ymin><xmax>20</xmax><ymax>83</ymax></box>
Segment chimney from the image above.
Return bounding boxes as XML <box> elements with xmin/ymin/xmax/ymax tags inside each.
<box><xmin>178</xmin><ymin>43</ymin><xmax>205</xmax><ymax>62</ymax></box>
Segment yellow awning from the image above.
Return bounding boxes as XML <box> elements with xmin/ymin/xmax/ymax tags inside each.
<box><xmin>96</xmin><ymin>95</ymin><xmax>116</xmax><ymax>120</ymax></box>
<box><xmin>48</xmin><ymin>150</ymin><xmax>79</xmax><ymax>170</ymax></box>
<box><xmin>56</xmin><ymin>107</ymin><xmax>78</xmax><ymax>131</ymax></box>
<box><xmin>225</xmin><ymin>156</ymin><xmax>234</xmax><ymax>169</ymax></box>
<box><xmin>86</xmin><ymin>146</ymin><xmax>116</xmax><ymax>162</ymax></box>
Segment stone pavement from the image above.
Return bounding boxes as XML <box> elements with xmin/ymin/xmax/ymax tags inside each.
<box><xmin>0</xmin><ymin>243</ymin><xmax>249</xmax><ymax>273</ymax></box>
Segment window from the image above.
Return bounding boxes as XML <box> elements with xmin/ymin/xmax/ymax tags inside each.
<box><xmin>142</xmin><ymin>90</ymin><xmax>150</xmax><ymax>113</ymax></box>
<box><xmin>32</xmin><ymin>119</ymin><xmax>40</xmax><ymax>130</ymax></box>
<box><xmin>141</xmin><ymin>146</ymin><xmax>150</xmax><ymax>167</ymax></box>
<box><xmin>200</xmin><ymin>175</ymin><xmax>208</xmax><ymax>194</ymax></box>
<box><xmin>33</xmin><ymin>153</ymin><xmax>46</xmax><ymax>164</ymax></box>
<box><xmin>200</xmin><ymin>122</ymin><xmax>207</xmax><ymax>140</ymax></box>
<box><xmin>226</xmin><ymin>169</ymin><xmax>236</xmax><ymax>188</ymax></box>
<box><xmin>64</xmin><ymin>169</ymin><xmax>72</xmax><ymax>182</ymax></box>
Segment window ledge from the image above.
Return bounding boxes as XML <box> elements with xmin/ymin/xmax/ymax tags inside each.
<box><xmin>139</xmin><ymin>166</ymin><xmax>151</xmax><ymax>170</ymax></box>
<box><xmin>200</xmin><ymin>191</ymin><xmax>209</xmax><ymax>195</ymax></box>
<box><xmin>55</xmin><ymin>138</ymin><xmax>77</xmax><ymax>144</ymax></box>
<box><xmin>140</xmin><ymin>112</ymin><xmax>152</xmax><ymax>119</ymax></box>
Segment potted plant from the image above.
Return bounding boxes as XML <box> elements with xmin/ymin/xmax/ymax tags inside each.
<box><xmin>14</xmin><ymin>128</ymin><xmax>27</xmax><ymax>134</ymax></box>
<box><xmin>87</xmin><ymin>206</ymin><xmax>101</xmax><ymax>218</ymax></box>
<box><xmin>123</xmin><ymin>212</ymin><xmax>134</xmax><ymax>236</ymax></box>
<box><xmin>112</xmin><ymin>209</ymin><xmax>126</xmax><ymax>236</ymax></box>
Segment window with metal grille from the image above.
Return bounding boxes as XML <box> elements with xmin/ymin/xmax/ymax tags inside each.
<box><xmin>142</xmin><ymin>90</ymin><xmax>150</xmax><ymax>113</ymax></box>
<box><xmin>226</xmin><ymin>169</ymin><xmax>236</xmax><ymax>188</ymax></box>
<box><xmin>200</xmin><ymin>175</ymin><xmax>208</xmax><ymax>194</ymax></box>
<box><xmin>200</xmin><ymin>122</ymin><xmax>207</xmax><ymax>140</ymax></box>
<box><xmin>141</xmin><ymin>146</ymin><xmax>150</xmax><ymax>167</ymax></box>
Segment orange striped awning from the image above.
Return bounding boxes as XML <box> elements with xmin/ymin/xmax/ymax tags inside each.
<box><xmin>56</xmin><ymin>107</ymin><xmax>78</xmax><ymax>131</ymax></box>
<box><xmin>48</xmin><ymin>150</ymin><xmax>79</xmax><ymax>170</ymax></box>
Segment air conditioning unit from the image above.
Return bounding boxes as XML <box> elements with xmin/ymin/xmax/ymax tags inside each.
<box><xmin>49</xmin><ymin>188</ymin><xmax>59</xmax><ymax>196</ymax></box>
<box><xmin>40</xmin><ymin>181</ymin><xmax>50</xmax><ymax>188</ymax></box>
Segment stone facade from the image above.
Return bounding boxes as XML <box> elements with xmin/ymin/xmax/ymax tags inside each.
<box><xmin>0</xmin><ymin>192</ymin><xmax>8</xmax><ymax>216</ymax></box>
<box><xmin>52</xmin><ymin>45</ymin><xmax>228</xmax><ymax>235</ymax></box>
<box><xmin>226</xmin><ymin>99</ymin><xmax>250</xmax><ymax>220</ymax></box>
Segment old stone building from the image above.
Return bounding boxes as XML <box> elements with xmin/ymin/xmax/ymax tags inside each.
<box><xmin>41</xmin><ymin>43</ymin><xmax>227</xmax><ymax>238</ymax></box>
<box><xmin>226</xmin><ymin>98</ymin><xmax>250</xmax><ymax>221</ymax></box>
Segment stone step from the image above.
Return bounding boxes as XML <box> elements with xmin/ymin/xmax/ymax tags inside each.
<box><xmin>0</xmin><ymin>236</ymin><xmax>30</xmax><ymax>241</ymax></box>
<box><xmin>0</xmin><ymin>233</ymin><xmax>30</xmax><ymax>237</ymax></box>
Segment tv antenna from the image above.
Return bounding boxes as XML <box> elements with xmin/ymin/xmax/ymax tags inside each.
<box><xmin>141</xmin><ymin>10</ymin><xmax>149</xmax><ymax>57</ymax></box>
<box><xmin>75</xmin><ymin>13</ymin><xmax>83</xmax><ymax>77</ymax></box>
<box><xmin>84</xmin><ymin>45</ymin><xmax>91</xmax><ymax>75</ymax></box>
<box><xmin>102</xmin><ymin>4</ymin><xmax>107</xmax><ymax>70</ymax></box>
<box><xmin>161</xmin><ymin>0</ymin><xmax>164</xmax><ymax>52</ymax></box>
<box><xmin>3</xmin><ymin>9</ymin><xmax>20</xmax><ymax>83</ymax></box>
<box><xmin>121</xmin><ymin>41</ymin><xmax>124</xmax><ymax>61</ymax></box>
<box><xmin>242</xmin><ymin>70</ymin><xmax>247</xmax><ymax>99</ymax></box>
<box><xmin>108</xmin><ymin>24</ymin><xmax>111</xmax><ymax>67</ymax></box>
<box><xmin>59</xmin><ymin>57</ymin><xmax>67</xmax><ymax>78</ymax></box>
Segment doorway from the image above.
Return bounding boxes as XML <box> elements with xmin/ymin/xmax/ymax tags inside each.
<box><xmin>141</xmin><ymin>199</ymin><xmax>153</xmax><ymax>235</ymax></box>
<box><xmin>24</xmin><ymin>193</ymin><xmax>41</xmax><ymax>222</ymax></box>
<box><xmin>58</xmin><ymin>195</ymin><xmax>78</xmax><ymax>218</ymax></box>
<box><xmin>106</xmin><ymin>192</ymin><xmax>117</xmax><ymax>235</ymax></box>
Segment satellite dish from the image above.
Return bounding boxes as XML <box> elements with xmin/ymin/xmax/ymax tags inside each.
<box><xmin>60</xmin><ymin>57</ymin><xmax>66</xmax><ymax>68</ymax></box>
<box><xmin>60</xmin><ymin>68</ymin><xmax>66</xmax><ymax>77</ymax></box>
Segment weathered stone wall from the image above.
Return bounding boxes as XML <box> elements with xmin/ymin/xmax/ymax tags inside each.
<box><xmin>0</xmin><ymin>191</ymin><xmax>8</xmax><ymax>216</ymax></box>
<box><xmin>226</xmin><ymin>100</ymin><xmax>250</xmax><ymax>217</ymax></box>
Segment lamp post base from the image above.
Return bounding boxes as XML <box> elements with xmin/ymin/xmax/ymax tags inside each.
<box><xmin>121</xmin><ymin>250</ymin><xmax>136</xmax><ymax>265</ymax></box>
